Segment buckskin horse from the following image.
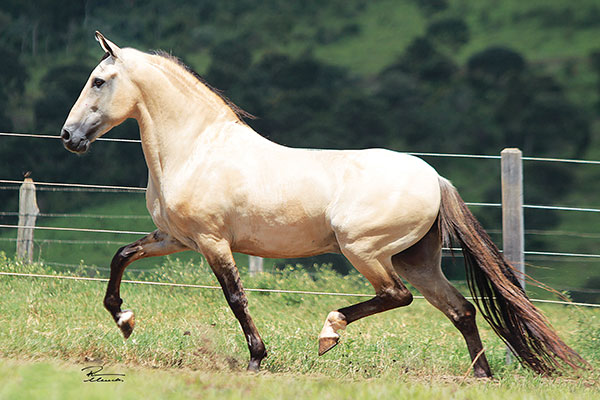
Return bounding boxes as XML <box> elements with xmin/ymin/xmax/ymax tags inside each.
<box><xmin>61</xmin><ymin>32</ymin><xmax>586</xmax><ymax>376</ymax></box>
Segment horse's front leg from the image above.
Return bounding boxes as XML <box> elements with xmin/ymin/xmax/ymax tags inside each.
<box><xmin>104</xmin><ymin>230</ymin><xmax>187</xmax><ymax>338</ymax></box>
<box><xmin>203</xmin><ymin>242</ymin><xmax>267</xmax><ymax>371</ymax></box>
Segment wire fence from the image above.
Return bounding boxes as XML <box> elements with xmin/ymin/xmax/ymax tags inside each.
<box><xmin>2</xmin><ymin>132</ymin><xmax>600</xmax><ymax>306</ymax></box>
<box><xmin>5</xmin><ymin>131</ymin><xmax>600</xmax><ymax>163</ymax></box>
<box><xmin>2</xmin><ymin>270</ymin><xmax>600</xmax><ymax>308</ymax></box>
<box><xmin>3</xmin><ymin>179</ymin><xmax>600</xmax><ymax>214</ymax></box>
<box><xmin>0</xmin><ymin>132</ymin><xmax>141</xmax><ymax>143</ymax></box>
<box><xmin>0</xmin><ymin>179</ymin><xmax>146</xmax><ymax>193</ymax></box>
<box><xmin>3</xmin><ymin>219</ymin><xmax>600</xmax><ymax>260</ymax></box>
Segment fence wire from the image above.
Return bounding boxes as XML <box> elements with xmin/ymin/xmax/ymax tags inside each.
<box><xmin>3</xmin><ymin>131</ymin><xmax>600</xmax><ymax>302</ymax></box>
<box><xmin>0</xmin><ymin>132</ymin><xmax>141</xmax><ymax>143</ymax></box>
<box><xmin>0</xmin><ymin>179</ymin><xmax>146</xmax><ymax>192</ymax></box>
<box><xmin>4</xmin><ymin>131</ymin><xmax>600</xmax><ymax>164</ymax></box>
<box><xmin>1</xmin><ymin>271</ymin><xmax>598</xmax><ymax>308</ymax></box>
<box><xmin>4</xmin><ymin>222</ymin><xmax>600</xmax><ymax>260</ymax></box>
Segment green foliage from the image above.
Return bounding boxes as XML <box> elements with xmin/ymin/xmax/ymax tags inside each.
<box><xmin>426</xmin><ymin>17</ymin><xmax>470</xmax><ymax>51</ymax></box>
<box><xmin>395</xmin><ymin>36</ymin><xmax>458</xmax><ymax>82</ymax></box>
<box><xmin>1</xmin><ymin>0</ymin><xmax>600</xmax><ymax>280</ymax></box>
<box><xmin>0</xmin><ymin>43</ymin><xmax>27</xmax><ymax>131</ymax></box>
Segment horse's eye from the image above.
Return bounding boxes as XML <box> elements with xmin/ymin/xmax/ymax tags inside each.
<box><xmin>92</xmin><ymin>78</ymin><xmax>105</xmax><ymax>88</ymax></box>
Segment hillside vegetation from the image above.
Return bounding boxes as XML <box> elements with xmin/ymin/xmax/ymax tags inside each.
<box><xmin>1</xmin><ymin>0</ymin><xmax>600</xmax><ymax>298</ymax></box>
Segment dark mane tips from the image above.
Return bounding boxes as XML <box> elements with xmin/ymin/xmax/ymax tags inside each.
<box><xmin>150</xmin><ymin>50</ymin><xmax>256</xmax><ymax>123</ymax></box>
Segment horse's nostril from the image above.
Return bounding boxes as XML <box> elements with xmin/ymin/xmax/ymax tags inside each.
<box><xmin>61</xmin><ymin>128</ymin><xmax>71</xmax><ymax>141</ymax></box>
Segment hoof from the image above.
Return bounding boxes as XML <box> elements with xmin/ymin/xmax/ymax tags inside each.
<box><xmin>117</xmin><ymin>310</ymin><xmax>135</xmax><ymax>339</ymax></box>
<box><xmin>247</xmin><ymin>359</ymin><xmax>261</xmax><ymax>372</ymax></box>
<box><xmin>318</xmin><ymin>336</ymin><xmax>339</xmax><ymax>356</ymax></box>
<box><xmin>474</xmin><ymin>368</ymin><xmax>493</xmax><ymax>379</ymax></box>
<box><xmin>318</xmin><ymin>311</ymin><xmax>346</xmax><ymax>356</ymax></box>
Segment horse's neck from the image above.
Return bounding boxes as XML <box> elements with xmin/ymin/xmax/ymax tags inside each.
<box><xmin>132</xmin><ymin>58</ymin><xmax>243</xmax><ymax>183</ymax></box>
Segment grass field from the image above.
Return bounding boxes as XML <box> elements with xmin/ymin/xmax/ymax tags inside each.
<box><xmin>1</xmin><ymin>254</ymin><xmax>599</xmax><ymax>399</ymax></box>
<box><xmin>1</xmin><ymin>358</ymin><xmax>598</xmax><ymax>400</ymax></box>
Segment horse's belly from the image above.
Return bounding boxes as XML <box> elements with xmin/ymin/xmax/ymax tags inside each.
<box><xmin>230</xmin><ymin>217</ymin><xmax>340</xmax><ymax>258</ymax></box>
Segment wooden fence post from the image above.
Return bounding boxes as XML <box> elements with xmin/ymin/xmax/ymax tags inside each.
<box><xmin>249</xmin><ymin>255</ymin><xmax>264</xmax><ymax>276</ymax></box>
<box><xmin>16</xmin><ymin>177</ymin><xmax>39</xmax><ymax>262</ymax></box>
<box><xmin>501</xmin><ymin>148</ymin><xmax>525</xmax><ymax>364</ymax></box>
<box><xmin>501</xmin><ymin>148</ymin><xmax>525</xmax><ymax>288</ymax></box>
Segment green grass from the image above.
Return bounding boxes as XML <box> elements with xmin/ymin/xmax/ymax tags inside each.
<box><xmin>1</xmin><ymin>254</ymin><xmax>599</xmax><ymax>399</ymax></box>
<box><xmin>310</xmin><ymin>0</ymin><xmax>426</xmax><ymax>75</ymax></box>
<box><xmin>1</xmin><ymin>358</ymin><xmax>598</xmax><ymax>400</ymax></box>
<box><xmin>272</xmin><ymin>0</ymin><xmax>600</xmax><ymax>81</ymax></box>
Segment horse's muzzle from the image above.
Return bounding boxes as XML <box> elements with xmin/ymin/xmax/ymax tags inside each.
<box><xmin>61</xmin><ymin>127</ymin><xmax>90</xmax><ymax>154</ymax></box>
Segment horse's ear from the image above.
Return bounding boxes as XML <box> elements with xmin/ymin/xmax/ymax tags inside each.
<box><xmin>95</xmin><ymin>31</ymin><xmax>121</xmax><ymax>59</ymax></box>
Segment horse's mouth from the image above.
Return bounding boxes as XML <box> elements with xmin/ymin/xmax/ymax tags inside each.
<box><xmin>64</xmin><ymin>139</ymin><xmax>91</xmax><ymax>154</ymax></box>
<box><xmin>61</xmin><ymin>127</ymin><xmax>95</xmax><ymax>154</ymax></box>
<box><xmin>60</xmin><ymin>126</ymin><xmax>98</xmax><ymax>154</ymax></box>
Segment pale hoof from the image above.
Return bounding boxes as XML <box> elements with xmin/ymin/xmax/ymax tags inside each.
<box><xmin>318</xmin><ymin>311</ymin><xmax>346</xmax><ymax>356</ymax></box>
<box><xmin>117</xmin><ymin>310</ymin><xmax>135</xmax><ymax>339</ymax></box>
<box><xmin>318</xmin><ymin>335</ymin><xmax>339</xmax><ymax>356</ymax></box>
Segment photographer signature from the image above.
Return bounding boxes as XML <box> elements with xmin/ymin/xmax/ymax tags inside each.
<box><xmin>81</xmin><ymin>366</ymin><xmax>125</xmax><ymax>382</ymax></box>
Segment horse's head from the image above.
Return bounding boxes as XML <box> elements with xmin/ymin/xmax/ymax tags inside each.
<box><xmin>61</xmin><ymin>32</ymin><xmax>138</xmax><ymax>153</ymax></box>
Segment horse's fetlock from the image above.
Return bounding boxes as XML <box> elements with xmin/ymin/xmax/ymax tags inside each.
<box><xmin>250</xmin><ymin>340</ymin><xmax>267</xmax><ymax>360</ymax></box>
<box><xmin>104</xmin><ymin>295</ymin><xmax>122</xmax><ymax>311</ymax></box>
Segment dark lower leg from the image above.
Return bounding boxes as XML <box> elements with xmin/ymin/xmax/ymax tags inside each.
<box><xmin>104</xmin><ymin>231</ymin><xmax>186</xmax><ymax>338</ymax></box>
<box><xmin>411</xmin><ymin>283</ymin><xmax>493</xmax><ymax>378</ymax></box>
<box><xmin>103</xmin><ymin>243</ymin><xmax>140</xmax><ymax>337</ymax></box>
<box><xmin>451</xmin><ymin>303</ymin><xmax>492</xmax><ymax>378</ymax></box>
<box><xmin>319</xmin><ymin>285</ymin><xmax>413</xmax><ymax>355</ymax></box>
<box><xmin>338</xmin><ymin>286</ymin><xmax>413</xmax><ymax>324</ymax></box>
<box><xmin>392</xmin><ymin>222</ymin><xmax>492</xmax><ymax>377</ymax></box>
<box><xmin>212</xmin><ymin>263</ymin><xmax>266</xmax><ymax>371</ymax></box>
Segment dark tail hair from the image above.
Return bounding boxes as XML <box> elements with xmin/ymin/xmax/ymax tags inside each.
<box><xmin>437</xmin><ymin>177</ymin><xmax>587</xmax><ymax>375</ymax></box>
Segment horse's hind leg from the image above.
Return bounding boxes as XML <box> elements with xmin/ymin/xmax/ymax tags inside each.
<box><xmin>391</xmin><ymin>224</ymin><xmax>492</xmax><ymax>378</ymax></box>
<box><xmin>104</xmin><ymin>230</ymin><xmax>187</xmax><ymax>338</ymax></box>
<box><xmin>318</xmin><ymin>251</ymin><xmax>413</xmax><ymax>355</ymax></box>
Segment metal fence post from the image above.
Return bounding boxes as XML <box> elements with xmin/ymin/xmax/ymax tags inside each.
<box><xmin>16</xmin><ymin>177</ymin><xmax>39</xmax><ymax>262</ymax></box>
<box><xmin>501</xmin><ymin>148</ymin><xmax>525</xmax><ymax>364</ymax></box>
<box><xmin>249</xmin><ymin>255</ymin><xmax>264</xmax><ymax>276</ymax></box>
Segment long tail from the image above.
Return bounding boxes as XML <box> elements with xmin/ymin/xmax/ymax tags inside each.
<box><xmin>437</xmin><ymin>177</ymin><xmax>587</xmax><ymax>375</ymax></box>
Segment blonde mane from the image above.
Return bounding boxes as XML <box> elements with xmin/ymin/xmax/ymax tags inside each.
<box><xmin>149</xmin><ymin>50</ymin><xmax>255</xmax><ymax>125</ymax></box>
